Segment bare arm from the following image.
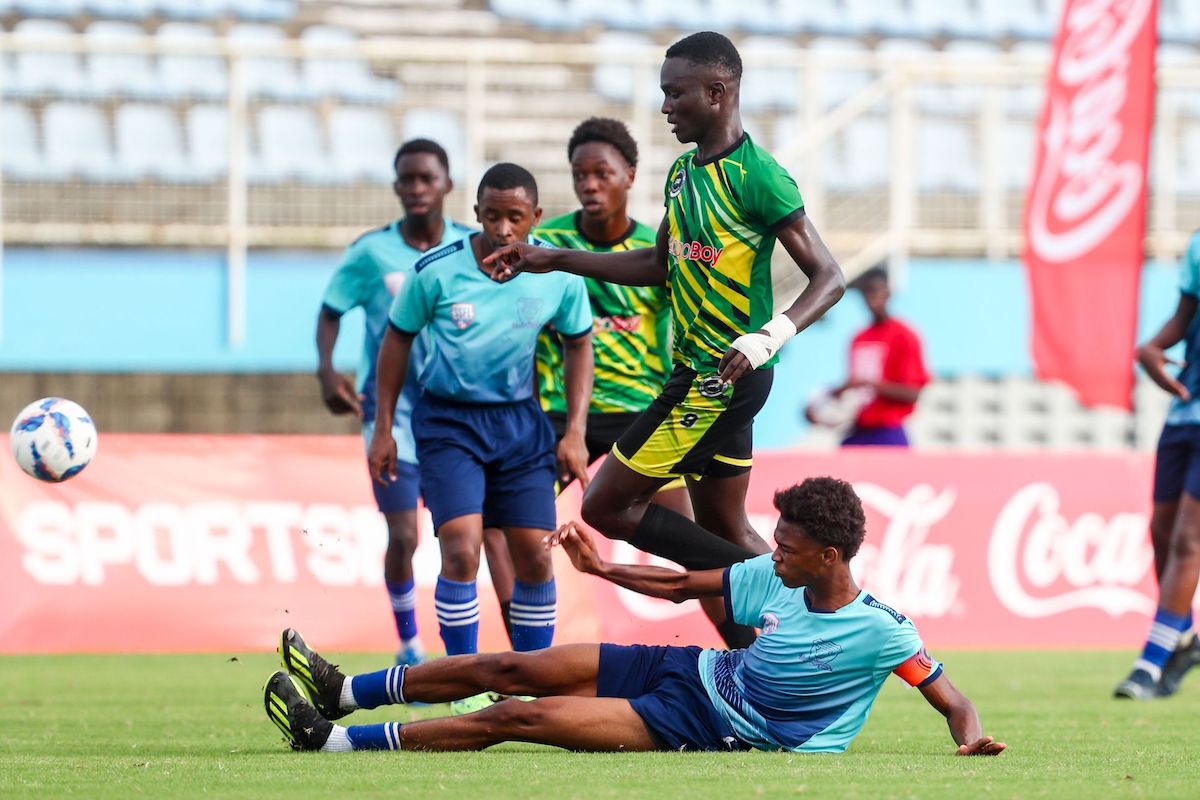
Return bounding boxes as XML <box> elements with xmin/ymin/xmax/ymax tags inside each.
<box><xmin>366</xmin><ymin>326</ymin><xmax>413</xmax><ymax>485</ymax></box>
<box><xmin>315</xmin><ymin>307</ymin><xmax>362</xmax><ymax>417</ymax></box>
<box><xmin>485</xmin><ymin>218</ymin><xmax>669</xmax><ymax>287</ymax></box>
<box><xmin>1137</xmin><ymin>292</ymin><xmax>1198</xmax><ymax>401</ymax></box>
<box><xmin>718</xmin><ymin>215</ymin><xmax>846</xmax><ymax>383</ymax></box>
<box><xmin>918</xmin><ymin>672</ymin><xmax>1007</xmax><ymax>756</ymax></box>
<box><xmin>546</xmin><ymin>522</ymin><xmax>725</xmax><ymax>602</ymax></box>
<box><xmin>557</xmin><ymin>332</ymin><xmax>594</xmax><ymax>489</ymax></box>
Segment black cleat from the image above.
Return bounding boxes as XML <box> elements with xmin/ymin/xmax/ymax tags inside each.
<box><xmin>1113</xmin><ymin>667</ymin><xmax>1161</xmax><ymax>700</ymax></box>
<box><xmin>278</xmin><ymin>628</ymin><xmax>350</xmax><ymax>721</ymax></box>
<box><xmin>263</xmin><ymin>671</ymin><xmax>332</xmax><ymax>751</ymax></box>
<box><xmin>1160</xmin><ymin>635</ymin><xmax>1200</xmax><ymax>697</ymax></box>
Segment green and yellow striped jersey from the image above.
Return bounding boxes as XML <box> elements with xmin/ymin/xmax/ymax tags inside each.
<box><xmin>663</xmin><ymin>133</ymin><xmax>805</xmax><ymax>373</ymax></box>
<box><xmin>534</xmin><ymin>211</ymin><xmax>671</xmax><ymax>415</ymax></box>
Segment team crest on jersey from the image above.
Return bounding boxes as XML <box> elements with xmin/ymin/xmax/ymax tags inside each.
<box><xmin>668</xmin><ymin>169</ymin><xmax>685</xmax><ymax>198</ymax></box>
<box><xmin>451</xmin><ymin>302</ymin><xmax>475</xmax><ymax>329</ymax></box>
<box><xmin>697</xmin><ymin>375</ymin><xmax>727</xmax><ymax>398</ymax></box>
<box><xmin>797</xmin><ymin>639</ymin><xmax>843</xmax><ymax>672</ymax></box>
<box><xmin>514</xmin><ymin>297</ymin><xmax>544</xmax><ymax>328</ymax></box>
<box><xmin>760</xmin><ymin>612</ymin><xmax>780</xmax><ymax>635</ymax></box>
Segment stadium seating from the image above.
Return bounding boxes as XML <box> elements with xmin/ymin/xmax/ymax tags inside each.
<box><xmin>156</xmin><ymin>22</ymin><xmax>229</xmax><ymax>99</ymax></box>
<box><xmin>9</xmin><ymin>19</ymin><xmax>87</xmax><ymax>97</ymax></box>
<box><xmin>114</xmin><ymin>103</ymin><xmax>192</xmax><ymax>182</ymax></box>
<box><xmin>401</xmin><ymin>108</ymin><xmax>466</xmax><ymax>183</ymax></box>
<box><xmin>85</xmin><ymin>21</ymin><xmax>163</xmax><ymax>99</ymax></box>
<box><xmin>328</xmin><ymin>107</ymin><xmax>396</xmax><ymax>183</ymax></box>
<box><xmin>186</xmin><ymin>104</ymin><xmax>236</xmax><ymax>181</ymax></box>
<box><xmin>40</xmin><ymin>102</ymin><xmax>120</xmax><ymax>181</ymax></box>
<box><xmin>226</xmin><ymin>23</ymin><xmax>314</xmax><ymax>101</ymax></box>
<box><xmin>1</xmin><ymin>104</ymin><xmax>42</xmax><ymax>180</ymax></box>
<box><xmin>251</xmin><ymin>105</ymin><xmax>329</xmax><ymax>183</ymax></box>
<box><xmin>299</xmin><ymin>25</ymin><xmax>398</xmax><ymax>104</ymax></box>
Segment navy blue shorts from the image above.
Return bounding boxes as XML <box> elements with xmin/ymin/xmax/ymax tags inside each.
<box><xmin>1153</xmin><ymin>424</ymin><xmax>1200</xmax><ymax>502</ymax></box>
<box><xmin>596</xmin><ymin>644</ymin><xmax>747</xmax><ymax>752</ymax></box>
<box><xmin>413</xmin><ymin>394</ymin><xmax>557</xmax><ymax>531</ymax></box>
<box><xmin>371</xmin><ymin>459</ymin><xmax>420</xmax><ymax>515</ymax></box>
<box><xmin>841</xmin><ymin>425</ymin><xmax>909</xmax><ymax>447</ymax></box>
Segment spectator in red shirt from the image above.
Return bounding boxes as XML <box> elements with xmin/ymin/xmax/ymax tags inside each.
<box><xmin>812</xmin><ymin>267</ymin><xmax>929</xmax><ymax>447</ymax></box>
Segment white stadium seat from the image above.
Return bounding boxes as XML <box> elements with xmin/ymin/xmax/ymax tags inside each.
<box><xmin>843</xmin><ymin>0</ymin><xmax>920</xmax><ymax>38</ymax></box>
<box><xmin>231</xmin><ymin>0</ymin><xmax>297</xmax><ymax>22</ymax></box>
<box><xmin>300</xmin><ymin>25</ymin><xmax>397</xmax><ymax>104</ymax></box>
<box><xmin>916</xmin><ymin>119</ymin><xmax>979</xmax><ymax>191</ymax></box>
<box><xmin>740</xmin><ymin>36</ymin><xmax>801</xmax><ymax>112</ymax></box>
<box><xmin>85</xmin><ymin>0</ymin><xmax>154</xmax><ymax>17</ymax></box>
<box><xmin>14</xmin><ymin>0</ymin><xmax>83</xmax><ymax>16</ymax></box>
<box><xmin>252</xmin><ymin>105</ymin><xmax>330</xmax><ymax>183</ymax></box>
<box><xmin>157</xmin><ymin>23</ymin><xmax>229</xmax><ymax>99</ymax></box>
<box><xmin>829</xmin><ymin>118</ymin><xmax>890</xmax><ymax>191</ymax></box>
<box><xmin>328</xmin><ymin>106</ymin><xmax>396</xmax><ymax>183</ymax></box>
<box><xmin>566</xmin><ymin>0</ymin><xmax>640</xmax><ymax>30</ymax></box>
<box><xmin>185</xmin><ymin>104</ymin><xmax>233</xmax><ymax>180</ymax></box>
<box><xmin>85</xmin><ymin>21</ymin><xmax>163</xmax><ymax>99</ymax></box>
<box><xmin>1</xmin><ymin>104</ymin><xmax>42</xmax><ymax>180</ymax></box>
<box><xmin>41</xmin><ymin>102</ymin><xmax>123</xmax><ymax>182</ymax></box>
<box><xmin>10</xmin><ymin>19</ymin><xmax>87</xmax><ymax>97</ymax></box>
<box><xmin>402</xmin><ymin>108</ymin><xmax>466</xmax><ymax>183</ymax></box>
<box><xmin>227</xmin><ymin>23</ymin><xmax>314</xmax><ymax>101</ymax></box>
<box><xmin>591</xmin><ymin>31</ymin><xmax>655</xmax><ymax>104</ymax></box>
<box><xmin>1001</xmin><ymin>121</ymin><xmax>1035</xmax><ymax>190</ymax></box>
<box><xmin>155</xmin><ymin>0</ymin><xmax>226</xmax><ymax>20</ymax></box>
<box><xmin>806</xmin><ymin>37</ymin><xmax>872</xmax><ymax>111</ymax></box>
<box><xmin>114</xmin><ymin>103</ymin><xmax>192</xmax><ymax>182</ymax></box>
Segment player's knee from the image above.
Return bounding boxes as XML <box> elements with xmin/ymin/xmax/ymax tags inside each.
<box><xmin>481</xmin><ymin>651</ymin><xmax>530</xmax><ymax>694</ymax></box>
<box><xmin>1169</xmin><ymin>522</ymin><xmax>1200</xmax><ymax>560</ymax></box>
<box><xmin>439</xmin><ymin>542</ymin><xmax>481</xmax><ymax>581</ymax></box>
<box><xmin>580</xmin><ymin>491</ymin><xmax>629</xmax><ymax>540</ymax></box>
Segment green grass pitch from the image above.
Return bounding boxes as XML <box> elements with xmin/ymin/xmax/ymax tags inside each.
<box><xmin>1</xmin><ymin>650</ymin><xmax>1196</xmax><ymax>799</ymax></box>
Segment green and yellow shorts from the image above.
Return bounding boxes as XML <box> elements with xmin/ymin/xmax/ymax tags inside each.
<box><xmin>611</xmin><ymin>364</ymin><xmax>774</xmax><ymax>480</ymax></box>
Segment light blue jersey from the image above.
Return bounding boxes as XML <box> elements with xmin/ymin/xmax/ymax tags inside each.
<box><xmin>1166</xmin><ymin>231</ymin><xmax>1200</xmax><ymax>426</ymax></box>
<box><xmin>699</xmin><ymin>554</ymin><xmax>943</xmax><ymax>753</ymax></box>
<box><xmin>321</xmin><ymin>218</ymin><xmax>473</xmax><ymax>462</ymax></box>
<box><xmin>389</xmin><ymin>234</ymin><xmax>592</xmax><ymax>404</ymax></box>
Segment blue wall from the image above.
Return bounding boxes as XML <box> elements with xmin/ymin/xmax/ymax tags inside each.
<box><xmin>0</xmin><ymin>248</ymin><xmax>1183</xmax><ymax>445</ymax></box>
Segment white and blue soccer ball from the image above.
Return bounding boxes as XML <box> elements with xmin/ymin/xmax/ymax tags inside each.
<box><xmin>9</xmin><ymin>397</ymin><xmax>98</xmax><ymax>482</ymax></box>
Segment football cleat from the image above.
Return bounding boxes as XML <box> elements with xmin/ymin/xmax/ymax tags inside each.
<box><xmin>278</xmin><ymin>628</ymin><xmax>350</xmax><ymax>720</ymax></box>
<box><xmin>1113</xmin><ymin>668</ymin><xmax>1161</xmax><ymax>700</ymax></box>
<box><xmin>1159</xmin><ymin>635</ymin><xmax>1200</xmax><ymax>697</ymax></box>
<box><xmin>450</xmin><ymin>692</ymin><xmax>495</xmax><ymax>716</ymax></box>
<box><xmin>263</xmin><ymin>671</ymin><xmax>332</xmax><ymax>752</ymax></box>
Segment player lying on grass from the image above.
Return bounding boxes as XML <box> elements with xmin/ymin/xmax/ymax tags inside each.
<box><xmin>264</xmin><ymin>477</ymin><xmax>1006</xmax><ymax>756</ymax></box>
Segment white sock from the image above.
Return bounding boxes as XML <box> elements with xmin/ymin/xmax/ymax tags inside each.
<box><xmin>1178</xmin><ymin>629</ymin><xmax>1195</xmax><ymax>649</ymax></box>
<box><xmin>320</xmin><ymin>725</ymin><xmax>353</xmax><ymax>753</ymax></box>
<box><xmin>340</xmin><ymin>679</ymin><xmax>359</xmax><ymax>712</ymax></box>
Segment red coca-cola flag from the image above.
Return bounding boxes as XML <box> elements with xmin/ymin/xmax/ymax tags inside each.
<box><xmin>1023</xmin><ymin>0</ymin><xmax>1158</xmax><ymax>409</ymax></box>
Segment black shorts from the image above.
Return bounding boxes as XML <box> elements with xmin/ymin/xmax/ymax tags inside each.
<box><xmin>545</xmin><ymin>410</ymin><xmax>642</xmax><ymax>464</ymax></box>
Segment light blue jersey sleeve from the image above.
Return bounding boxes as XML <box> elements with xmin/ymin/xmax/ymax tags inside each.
<box><xmin>724</xmin><ymin>554</ymin><xmax>777</xmax><ymax>627</ymax></box>
<box><xmin>388</xmin><ymin>267</ymin><xmax>436</xmax><ymax>335</ymax></box>
<box><xmin>553</xmin><ymin>274</ymin><xmax>593</xmax><ymax>337</ymax></box>
<box><xmin>1180</xmin><ymin>232</ymin><xmax>1200</xmax><ymax>298</ymax></box>
<box><xmin>321</xmin><ymin>241</ymin><xmax>374</xmax><ymax>315</ymax></box>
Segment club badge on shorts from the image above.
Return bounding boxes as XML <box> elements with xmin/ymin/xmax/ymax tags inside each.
<box><xmin>697</xmin><ymin>375</ymin><xmax>727</xmax><ymax>398</ymax></box>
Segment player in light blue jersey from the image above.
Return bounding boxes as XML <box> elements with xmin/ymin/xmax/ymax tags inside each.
<box><xmin>317</xmin><ymin>139</ymin><xmax>474</xmax><ymax>667</ymax></box>
<box><xmin>1116</xmin><ymin>230</ymin><xmax>1200</xmax><ymax>699</ymax></box>
<box><xmin>265</xmin><ymin>477</ymin><xmax>1004</xmax><ymax>756</ymax></box>
<box><xmin>366</xmin><ymin>163</ymin><xmax>593</xmax><ymax>713</ymax></box>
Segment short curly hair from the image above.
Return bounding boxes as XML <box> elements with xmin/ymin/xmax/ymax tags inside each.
<box><xmin>773</xmin><ymin>477</ymin><xmax>866</xmax><ymax>560</ymax></box>
<box><xmin>567</xmin><ymin>117</ymin><xmax>638</xmax><ymax>168</ymax></box>
<box><xmin>664</xmin><ymin>31</ymin><xmax>743</xmax><ymax>81</ymax></box>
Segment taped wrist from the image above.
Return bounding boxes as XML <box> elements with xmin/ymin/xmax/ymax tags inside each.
<box><xmin>729</xmin><ymin>314</ymin><xmax>797</xmax><ymax>369</ymax></box>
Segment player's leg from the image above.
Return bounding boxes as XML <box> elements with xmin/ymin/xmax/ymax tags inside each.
<box><xmin>378</xmin><ymin>460</ymin><xmax>425</xmax><ymax>665</ymax></box>
<box><xmin>1149</xmin><ymin>501</ymin><xmax>1179</xmax><ymax>582</ymax></box>
<box><xmin>483</xmin><ymin>526</ymin><xmax>516</xmax><ymax>643</ymax></box>
<box><xmin>1118</xmin><ymin>426</ymin><xmax>1200</xmax><ymax>698</ymax></box>
<box><xmin>434</xmin><ymin>514</ymin><xmax>485</xmax><ymax>657</ymax></box>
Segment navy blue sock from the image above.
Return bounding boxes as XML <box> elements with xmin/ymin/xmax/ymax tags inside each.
<box><xmin>1136</xmin><ymin>606</ymin><xmax>1192</xmax><ymax>677</ymax></box>
<box><xmin>346</xmin><ymin>722</ymin><xmax>402</xmax><ymax>751</ymax></box>
<box><xmin>435</xmin><ymin>576</ymin><xmax>479</xmax><ymax>655</ymax></box>
<box><xmin>348</xmin><ymin>665</ymin><xmax>406</xmax><ymax>710</ymax></box>
<box><xmin>510</xmin><ymin>578</ymin><xmax>556</xmax><ymax>651</ymax></box>
<box><xmin>387</xmin><ymin>578</ymin><xmax>418</xmax><ymax>642</ymax></box>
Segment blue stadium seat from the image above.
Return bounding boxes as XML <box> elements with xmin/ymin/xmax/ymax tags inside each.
<box><xmin>230</xmin><ymin>0</ymin><xmax>297</xmax><ymax>22</ymax></box>
<box><xmin>85</xmin><ymin>21</ymin><xmax>163</xmax><ymax>99</ymax></box>
<box><xmin>114</xmin><ymin>103</ymin><xmax>192</xmax><ymax>181</ymax></box>
<box><xmin>251</xmin><ymin>104</ymin><xmax>330</xmax><ymax>183</ymax></box>
<box><xmin>227</xmin><ymin>23</ymin><xmax>315</xmax><ymax>101</ymax></box>
<box><xmin>86</xmin><ymin>0</ymin><xmax>154</xmax><ymax>18</ymax></box>
<box><xmin>402</xmin><ymin>108</ymin><xmax>465</xmax><ymax>183</ymax></box>
<box><xmin>41</xmin><ymin>102</ymin><xmax>124</xmax><ymax>182</ymax></box>
<box><xmin>300</xmin><ymin>25</ymin><xmax>398</xmax><ymax>104</ymax></box>
<box><xmin>14</xmin><ymin>0</ymin><xmax>83</xmax><ymax>16</ymax></box>
<box><xmin>10</xmin><ymin>19</ymin><xmax>87</xmax><ymax>97</ymax></box>
<box><xmin>1</xmin><ymin>104</ymin><xmax>42</xmax><ymax>180</ymax></box>
<box><xmin>157</xmin><ymin>22</ymin><xmax>228</xmax><ymax>99</ymax></box>
<box><xmin>328</xmin><ymin>106</ymin><xmax>395</xmax><ymax>183</ymax></box>
<box><xmin>739</xmin><ymin>36</ymin><xmax>800</xmax><ymax>112</ymax></box>
<box><xmin>185</xmin><ymin>104</ymin><xmax>234</xmax><ymax>180</ymax></box>
<box><xmin>154</xmin><ymin>0</ymin><xmax>225</xmax><ymax>21</ymax></box>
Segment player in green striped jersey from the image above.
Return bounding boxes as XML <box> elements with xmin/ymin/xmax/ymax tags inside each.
<box><xmin>488</xmin><ymin>32</ymin><xmax>845</xmax><ymax>577</ymax></box>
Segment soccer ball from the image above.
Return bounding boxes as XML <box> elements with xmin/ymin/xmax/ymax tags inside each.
<box><xmin>9</xmin><ymin>397</ymin><xmax>98</xmax><ymax>482</ymax></box>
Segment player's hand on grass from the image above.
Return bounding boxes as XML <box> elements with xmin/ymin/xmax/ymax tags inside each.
<box><xmin>367</xmin><ymin>431</ymin><xmax>397</xmax><ymax>486</ymax></box>
<box><xmin>545</xmin><ymin>522</ymin><xmax>604</xmax><ymax>575</ymax></box>
<box><xmin>717</xmin><ymin>348</ymin><xmax>754</xmax><ymax>385</ymax></box>
<box><xmin>317</xmin><ymin>368</ymin><xmax>364</xmax><ymax>417</ymax></box>
<box><xmin>955</xmin><ymin>736</ymin><xmax>1007</xmax><ymax>756</ymax></box>
<box><xmin>557</xmin><ymin>431</ymin><xmax>590</xmax><ymax>491</ymax></box>
<box><xmin>1136</xmin><ymin>343</ymin><xmax>1190</xmax><ymax>401</ymax></box>
<box><xmin>484</xmin><ymin>242</ymin><xmax>554</xmax><ymax>282</ymax></box>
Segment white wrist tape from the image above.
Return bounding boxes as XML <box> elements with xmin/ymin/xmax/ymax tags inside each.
<box><xmin>729</xmin><ymin>314</ymin><xmax>797</xmax><ymax>369</ymax></box>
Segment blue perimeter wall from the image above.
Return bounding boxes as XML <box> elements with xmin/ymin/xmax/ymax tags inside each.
<box><xmin>0</xmin><ymin>248</ymin><xmax>1183</xmax><ymax>445</ymax></box>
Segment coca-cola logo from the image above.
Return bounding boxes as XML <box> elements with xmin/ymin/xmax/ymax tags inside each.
<box><xmin>988</xmin><ymin>482</ymin><xmax>1154</xmax><ymax>617</ymax></box>
<box><xmin>1026</xmin><ymin>0</ymin><xmax>1153</xmax><ymax>263</ymax></box>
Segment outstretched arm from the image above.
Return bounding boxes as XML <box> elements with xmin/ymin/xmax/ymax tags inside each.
<box><xmin>719</xmin><ymin>215</ymin><xmax>846</xmax><ymax>383</ymax></box>
<box><xmin>1137</xmin><ymin>292</ymin><xmax>1198</xmax><ymax>401</ymax></box>
<box><xmin>546</xmin><ymin>522</ymin><xmax>724</xmax><ymax>602</ymax></box>
<box><xmin>918</xmin><ymin>673</ymin><xmax>1007</xmax><ymax>756</ymax></box>
<box><xmin>485</xmin><ymin>218</ymin><xmax>669</xmax><ymax>287</ymax></box>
